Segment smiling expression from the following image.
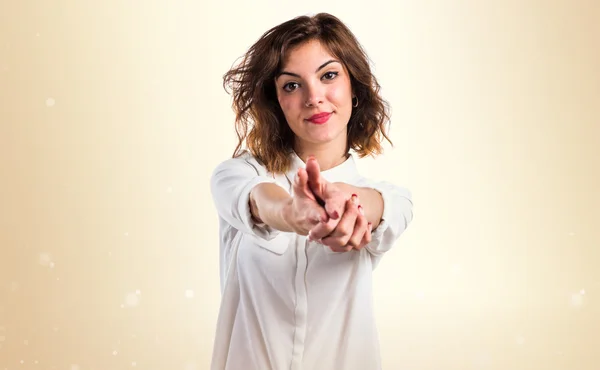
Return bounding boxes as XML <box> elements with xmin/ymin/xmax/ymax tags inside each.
<box><xmin>275</xmin><ymin>39</ymin><xmax>354</xmax><ymax>155</ymax></box>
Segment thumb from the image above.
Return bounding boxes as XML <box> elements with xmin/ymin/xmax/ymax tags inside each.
<box><xmin>305</xmin><ymin>156</ymin><xmax>324</xmax><ymax>200</ymax></box>
<box><xmin>293</xmin><ymin>167</ymin><xmax>315</xmax><ymax>200</ymax></box>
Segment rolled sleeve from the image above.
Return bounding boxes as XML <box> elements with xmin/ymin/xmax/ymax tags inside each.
<box><xmin>361</xmin><ymin>180</ymin><xmax>414</xmax><ymax>256</ymax></box>
<box><xmin>210</xmin><ymin>156</ymin><xmax>288</xmax><ymax>240</ymax></box>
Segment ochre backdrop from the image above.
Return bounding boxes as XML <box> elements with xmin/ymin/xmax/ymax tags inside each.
<box><xmin>1</xmin><ymin>1</ymin><xmax>599</xmax><ymax>369</ymax></box>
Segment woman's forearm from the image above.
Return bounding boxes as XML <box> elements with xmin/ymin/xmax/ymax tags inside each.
<box><xmin>249</xmin><ymin>183</ymin><xmax>295</xmax><ymax>232</ymax></box>
<box><xmin>333</xmin><ymin>182</ymin><xmax>384</xmax><ymax>229</ymax></box>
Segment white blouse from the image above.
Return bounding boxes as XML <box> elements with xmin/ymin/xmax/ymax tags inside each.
<box><xmin>209</xmin><ymin>150</ymin><xmax>414</xmax><ymax>370</ymax></box>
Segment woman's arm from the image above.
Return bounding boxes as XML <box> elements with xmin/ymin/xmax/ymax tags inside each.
<box><xmin>211</xmin><ymin>156</ymin><xmax>327</xmax><ymax>238</ymax></box>
<box><xmin>302</xmin><ymin>156</ymin><xmax>413</xmax><ymax>253</ymax></box>
<box><xmin>249</xmin><ymin>167</ymin><xmax>328</xmax><ymax>236</ymax></box>
<box><xmin>330</xmin><ymin>182</ymin><xmax>384</xmax><ymax>230</ymax></box>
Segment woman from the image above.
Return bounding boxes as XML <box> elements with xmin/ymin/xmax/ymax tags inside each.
<box><xmin>210</xmin><ymin>13</ymin><xmax>414</xmax><ymax>370</ymax></box>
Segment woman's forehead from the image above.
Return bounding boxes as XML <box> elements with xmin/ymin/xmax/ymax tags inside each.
<box><xmin>280</xmin><ymin>40</ymin><xmax>338</xmax><ymax>71</ymax></box>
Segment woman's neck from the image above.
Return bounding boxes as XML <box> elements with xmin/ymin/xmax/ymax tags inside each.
<box><xmin>294</xmin><ymin>147</ymin><xmax>349</xmax><ymax>171</ymax></box>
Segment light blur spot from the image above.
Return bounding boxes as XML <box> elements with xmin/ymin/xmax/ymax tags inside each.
<box><xmin>71</xmin><ymin>365</ymin><xmax>80</xmax><ymax>370</ymax></box>
<box><xmin>34</xmin><ymin>360</ymin><xmax>38</xmax><ymax>364</ymax></box>
<box><xmin>49</xmin><ymin>262</ymin><xmax>55</xmax><ymax>269</ymax></box>
<box><xmin>184</xmin><ymin>362</ymin><xmax>198</xmax><ymax>370</ymax></box>
<box><xmin>9</xmin><ymin>282</ymin><xmax>19</xmax><ymax>291</ymax></box>
<box><xmin>472</xmin><ymin>351</ymin><xmax>492</xmax><ymax>368</ymax></box>
<box><xmin>185</xmin><ymin>289</ymin><xmax>194</xmax><ymax>299</ymax></box>
<box><xmin>124</xmin><ymin>232</ymin><xmax>129</xmax><ymax>237</ymax></box>
<box><xmin>570</xmin><ymin>292</ymin><xmax>584</xmax><ymax>307</ymax></box>
<box><xmin>580</xmin><ymin>289</ymin><xmax>585</xmax><ymax>295</ymax></box>
<box><xmin>20</xmin><ymin>360</ymin><xmax>24</xmax><ymax>364</ymax></box>
<box><xmin>113</xmin><ymin>350</ymin><xmax>118</xmax><ymax>355</ymax></box>
<box><xmin>167</xmin><ymin>187</ymin><xmax>173</xmax><ymax>193</ymax></box>
<box><xmin>131</xmin><ymin>361</ymin><xmax>137</xmax><ymax>367</ymax></box>
<box><xmin>568</xmin><ymin>232</ymin><xmax>575</xmax><ymax>236</ymax></box>
<box><xmin>516</xmin><ymin>335</ymin><xmax>525</xmax><ymax>345</ymax></box>
<box><xmin>46</xmin><ymin>98</ymin><xmax>55</xmax><ymax>107</ymax></box>
<box><xmin>415</xmin><ymin>291</ymin><xmax>425</xmax><ymax>300</ymax></box>
<box><xmin>135</xmin><ymin>289</ymin><xmax>141</xmax><ymax>295</ymax></box>
<box><xmin>126</xmin><ymin>292</ymin><xmax>140</xmax><ymax>307</ymax></box>
<box><xmin>451</xmin><ymin>264</ymin><xmax>462</xmax><ymax>274</ymax></box>
<box><xmin>23</xmin><ymin>339</ymin><xmax>28</xmax><ymax>345</ymax></box>
<box><xmin>39</xmin><ymin>253</ymin><xmax>52</xmax><ymax>266</ymax></box>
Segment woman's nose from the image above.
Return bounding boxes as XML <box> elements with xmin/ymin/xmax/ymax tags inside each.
<box><xmin>304</xmin><ymin>83</ymin><xmax>324</xmax><ymax>107</ymax></box>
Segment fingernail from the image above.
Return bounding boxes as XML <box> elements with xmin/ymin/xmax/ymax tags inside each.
<box><xmin>331</xmin><ymin>211</ymin><xmax>339</xmax><ymax>219</ymax></box>
<box><xmin>358</xmin><ymin>205</ymin><xmax>364</xmax><ymax>215</ymax></box>
<box><xmin>351</xmin><ymin>194</ymin><xmax>358</xmax><ymax>203</ymax></box>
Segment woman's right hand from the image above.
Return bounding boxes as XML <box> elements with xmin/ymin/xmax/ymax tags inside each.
<box><xmin>283</xmin><ymin>167</ymin><xmax>330</xmax><ymax>236</ymax></box>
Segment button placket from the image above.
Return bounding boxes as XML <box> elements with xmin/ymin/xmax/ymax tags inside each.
<box><xmin>289</xmin><ymin>235</ymin><xmax>309</xmax><ymax>370</ymax></box>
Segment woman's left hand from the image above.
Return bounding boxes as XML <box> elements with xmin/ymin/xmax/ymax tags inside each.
<box><xmin>309</xmin><ymin>194</ymin><xmax>372</xmax><ymax>252</ymax></box>
<box><xmin>305</xmin><ymin>157</ymin><xmax>372</xmax><ymax>251</ymax></box>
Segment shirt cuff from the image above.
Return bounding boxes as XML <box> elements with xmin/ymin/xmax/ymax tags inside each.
<box><xmin>364</xmin><ymin>182</ymin><xmax>413</xmax><ymax>257</ymax></box>
<box><xmin>237</xmin><ymin>176</ymin><xmax>289</xmax><ymax>241</ymax></box>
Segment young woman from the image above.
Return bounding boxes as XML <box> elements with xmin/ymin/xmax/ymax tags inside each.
<box><xmin>210</xmin><ymin>13</ymin><xmax>414</xmax><ymax>370</ymax></box>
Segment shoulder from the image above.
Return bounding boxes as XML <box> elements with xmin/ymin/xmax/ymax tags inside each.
<box><xmin>213</xmin><ymin>150</ymin><xmax>267</xmax><ymax>173</ymax></box>
<box><xmin>211</xmin><ymin>150</ymin><xmax>277</xmax><ymax>184</ymax></box>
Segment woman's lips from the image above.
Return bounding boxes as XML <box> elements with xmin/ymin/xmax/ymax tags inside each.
<box><xmin>306</xmin><ymin>112</ymin><xmax>332</xmax><ymax>124</ymax></box>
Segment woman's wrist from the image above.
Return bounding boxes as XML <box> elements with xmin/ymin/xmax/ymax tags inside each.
<box><xmin>279</xmin><ymin>198</ymin><xmax>297</xmax><ymax>233</ymax></box>
<box><xmin>332</xmin><ymin>182</ymin><xmax>383</xmax><ymax>228</ymax></box>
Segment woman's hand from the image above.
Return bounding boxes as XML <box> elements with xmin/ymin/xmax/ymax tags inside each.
<box><xmin>282</xmin><ymin>167</ymin><xmax>330</xmax><ymax>236</ymax></box>
<box><xmin>304</xmin><ymin>157</ymin><xmax>372</xmax><ymax>251</ymax></box>
<box><xmin>309</xmin><ymin>193</ymin><xmax>372</xmax><ymax>252</ymax></box>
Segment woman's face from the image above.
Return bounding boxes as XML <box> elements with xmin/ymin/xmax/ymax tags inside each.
<box><xmin>275</xmin><ymin>39</ymin><xmax>353</xmax><ymax>155</ymax></box>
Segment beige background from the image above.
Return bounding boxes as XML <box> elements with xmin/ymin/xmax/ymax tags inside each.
<box><xmin>1</xmin><ymin>0</ymin><xmax>599</xmax><ymax>369</ymax></box>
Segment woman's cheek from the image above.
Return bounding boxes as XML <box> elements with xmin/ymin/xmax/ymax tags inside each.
<box><xmin>328</xmin><ymin>85</ymin><xmax>348</xmax><ymax>106</ymax></box>
<box><xmin>279</xmin><ymin>98</ymin><xmax>299</xmax><ymax>118</ymax></box>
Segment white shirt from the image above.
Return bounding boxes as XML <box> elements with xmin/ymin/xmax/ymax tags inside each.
<box><xmin>209</xmin><ymin>150</ymin><xmax>413</xmax><ymax>370</ymax></box>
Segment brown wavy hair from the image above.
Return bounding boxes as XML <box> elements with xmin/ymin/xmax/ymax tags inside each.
<box><xmin>223</xmin><ymin>13</ymin><xmax>392</xmax><ymax>174</ymax></box>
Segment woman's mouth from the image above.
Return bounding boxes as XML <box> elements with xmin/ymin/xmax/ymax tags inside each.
<box><xmin>306</xmin><ymin>112</ymin><xmax>332</xmax><ymax>124</ymax></box>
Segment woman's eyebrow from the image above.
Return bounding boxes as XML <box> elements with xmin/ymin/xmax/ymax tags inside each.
<box><xmin>277</xmin><ymin>59</ymin><xmax>340</xmax><ymax>79</ymax></box>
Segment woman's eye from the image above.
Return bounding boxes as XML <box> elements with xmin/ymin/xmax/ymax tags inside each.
<box><xmin>283</xmin><ymin>82</ymin><xmax>299</xmax><ymax>92</ymax></box>
<box><xmin>322</xmin><ymin>71</ymin><xmax>338</xmax><ymax>80</ymax></box>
